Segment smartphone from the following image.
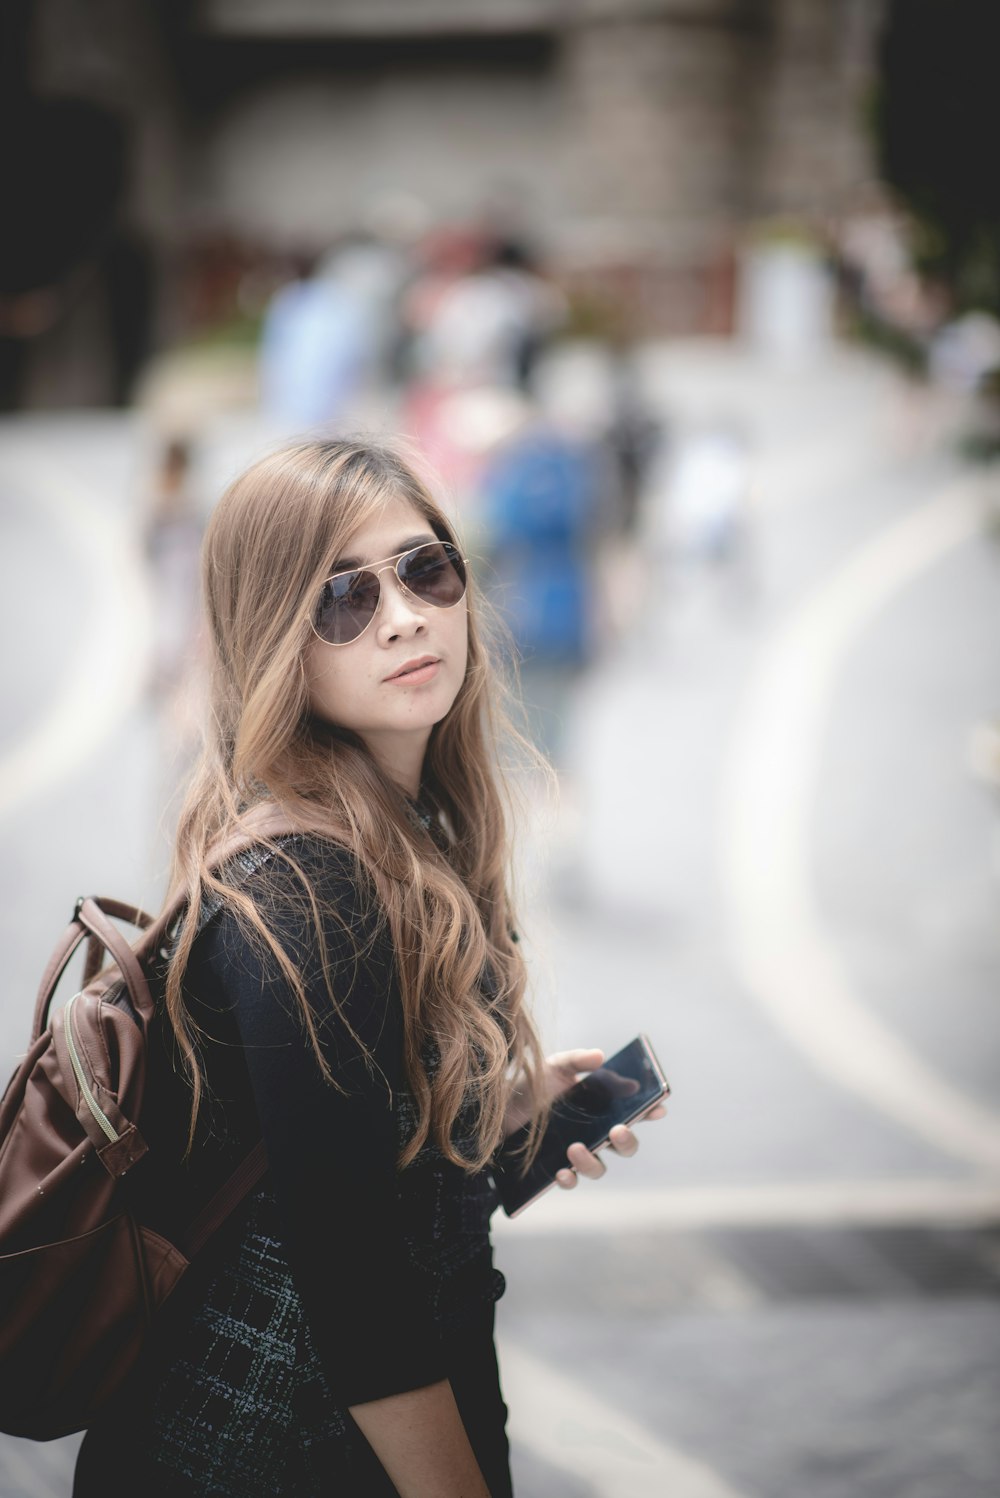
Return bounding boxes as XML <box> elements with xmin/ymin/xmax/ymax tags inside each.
<box><xmin>492</xmin><ymin>1033</ymin><xmax>670</xmax><ymax>1218</ymax></box>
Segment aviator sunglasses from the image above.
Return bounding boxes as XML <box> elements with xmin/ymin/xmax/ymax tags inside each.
<box><xmin>311</xmin><ymin>539</ymin><xmax>469</xmax><ymax>646</ymax></box>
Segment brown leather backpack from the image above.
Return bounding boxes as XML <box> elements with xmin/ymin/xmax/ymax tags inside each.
<box><xmin>0</xmin><ymin>813</ymin><xmax>298</xmax><ymax>1440</ymax></box>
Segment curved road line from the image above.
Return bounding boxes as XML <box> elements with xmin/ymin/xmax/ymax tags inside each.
<box><xmin>719</xmin><ymin>477</ymin><xmax>1000</xmax><ymax>1170</ymax></box>
<box><xmin>498</xmin><ymin>1336</ymin><xmax>749</xmax><ymax>1498</ymax></box>
<box><xmin>490</xmin><ymin>1177</ymin><xmax>1000</xmax><ymax>1235</ymax></box>
<box><xmin>0</xmin><ymin>454</ymin><xmax>151</xmax><ymax>823</ymax></box>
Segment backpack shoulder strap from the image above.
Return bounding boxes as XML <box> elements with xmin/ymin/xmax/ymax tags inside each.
<box><xmin>178</xmin><ymin>1139</ymin><xmax>269</xmax><ymax>1260</ymax></box>
<box><xmin>135</xmin><ymin>804</ymin><xmax>316</xmax><ymax>963</ymax></box>
<box><xmin>149</xmin><ymin>806</ymin><xmax>336</xmax><ymax>1252</ymax></box>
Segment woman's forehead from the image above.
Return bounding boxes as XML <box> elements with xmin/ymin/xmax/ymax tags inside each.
<box><xmin>333</xmin><ymin>495</ymin><xmax>436</xmax><ymax>568</ymax></box>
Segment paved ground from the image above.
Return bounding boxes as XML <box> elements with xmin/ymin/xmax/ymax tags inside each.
<box><xmin>1</xmin><ymin>340</ymin><xmax>998</xmax><ymax>1496</ymax></box>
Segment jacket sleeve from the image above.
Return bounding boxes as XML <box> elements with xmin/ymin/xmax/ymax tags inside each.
<box><xmin>202</xmin><ymin>840</ymin><xmax>449</xmax><ymax>1407</ymax></box>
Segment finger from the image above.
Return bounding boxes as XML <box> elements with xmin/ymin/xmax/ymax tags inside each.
<box><xmin>548</xmin><ymin>1048</ymin><xmax>605</xmax><ymax>1074</ymax></box>
<box><xmin>555</xmin><ymin>1168</ymin><xmax>577</xmax><ymax>1190</ymax></box>
<box><xmin>608</xmin><ymin>1124</ymin><xmax>639</xmax><ymax>1157</ymax></box>
<box><xmin>566</xmin><ymin>1141</ymin><xmax>607</xmax><ymax>1179</ymax></box>
<box><xmin>641</xmin><ymin>1102</ymin><xmax>668</xmax><ymax>1121</ymax></box>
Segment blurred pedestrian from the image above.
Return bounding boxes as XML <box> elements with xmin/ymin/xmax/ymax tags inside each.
<box><xmin>480</xmin><ymin>408</ymin><xmax>599</xmax><ymax>761</ymax></box>
<box><xmin>397</xmin><ymin>222</ymin><xmax>486</xmax><ymax>382</ymax></box>
<box><xmin>316</xmin><ymin>225</ymin><xmax>416</xmax><ymax>395</ymax></box>
<box><xmin>143</xmin><ymin>435</ymin><xmax>203</xmax><ymax>706</ymax></box>
<box><xmin>258</xmin><ymin>252</ymin><xmax>370</xmax><ymax>430</ymax></box>
<box><xmin>416</xmin><ymin>237</ymin><xmax>566</xmax><ymax>391</ymax></box>
<box><xmin>637</xmin><ymin>416</ymin><xmax>758</xmax><ymax>628</ymax></box>
<box><xmin>664</xmin><ymin>420</ymin><xmax>752</xmax><ymax>566</ymax></box>
<box><xmin>74</xmin><ymin>437</ymin><xmax>664</xmax><ymax>1497</ymax></box>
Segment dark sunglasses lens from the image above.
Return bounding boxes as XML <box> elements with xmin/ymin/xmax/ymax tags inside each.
<box><xmin>314</xmin><ymin>543</ymin><xmax>466</xmax><ymax>644</ymax></box>
<box><xmin>399</xmin><ymin>543</ymin><xmax>466</xmax><ymax>607</ymax></box>
<box><xmin>314</xmin><ymin>569</ymin><xmax>380</xmax><ymax>645</ymax></box>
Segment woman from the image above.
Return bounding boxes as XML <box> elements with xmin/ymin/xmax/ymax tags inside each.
<box><xmin>74</xmin><ymin>438</ymin><xmax>664</xmax><ymax>1497</ymax></box>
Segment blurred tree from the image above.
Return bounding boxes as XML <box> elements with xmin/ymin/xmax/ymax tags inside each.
<box><xmin>875</xmin><ymin>0</ymin><xmax>1000</xmax><ymax>318</ymax></box>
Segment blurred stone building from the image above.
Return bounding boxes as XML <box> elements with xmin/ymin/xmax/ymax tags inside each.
<box><xmin>8</xmin><ymin>0</ymin><xmax>882</xmax><ymax>404</ymax></box>
<box><xmin>188</xmin><ymin>0</ymin><xmax>878</xmax><ymax>328</ymax></box>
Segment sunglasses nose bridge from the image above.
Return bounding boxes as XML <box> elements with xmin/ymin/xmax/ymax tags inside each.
<box><xmin>371</xmin><ymin>557</ymin><xmax>425</xmax><ymax>618</ymax></box>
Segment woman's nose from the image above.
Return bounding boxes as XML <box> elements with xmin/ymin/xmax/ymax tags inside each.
<box><xmin>376</xmin><ymin>570</ymin><xmax>426</xmax><ymax>640</ymax></box>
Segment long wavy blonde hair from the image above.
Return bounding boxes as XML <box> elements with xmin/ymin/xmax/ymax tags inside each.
<box><xmin>164</xmin><ymin>437</ymin><xmax>551</xmax><ymax>1175</ymax></box>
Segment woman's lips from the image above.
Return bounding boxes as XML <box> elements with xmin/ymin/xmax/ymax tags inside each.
<box><xmin>385</xmin><ymin>658</ymin><xmax>440</xmax><ymax>685</ymax></box>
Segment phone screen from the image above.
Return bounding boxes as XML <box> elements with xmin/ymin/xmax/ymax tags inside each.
<box><xmin>492</xmin><ymin>1034</ymin><xmax>669</xmax><ymax>1217</ymax></box>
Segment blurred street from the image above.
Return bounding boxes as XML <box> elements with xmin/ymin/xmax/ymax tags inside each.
<box><xmin>2</xmin><ymin>339</ymin><xmax>999</xmax><ymax>1496</ymax></box>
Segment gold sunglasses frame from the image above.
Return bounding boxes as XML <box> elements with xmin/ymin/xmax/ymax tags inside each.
<box><xmin>310</xmin><ymin>541</ymin><xmax>470</xmax><ymax>647</ymax></box>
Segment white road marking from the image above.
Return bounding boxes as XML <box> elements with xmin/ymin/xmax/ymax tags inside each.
<box><xmin>718</xmin><ymin>477</ymin><xmax>1000</xmax><ymax>1168</ymax></box>
<box><xmin>491</xmin><ymin>1176</ymin><xmax>1000</xmax><ymax>1235</ymax></box>
<box><xmin>0</xmin><ymin>456</ymin><xmax>151</xmax><ymax>823</ymax></box>
<box><xmin>498</xmin><ymin>1336</ymin><xmax>749</xmax><ymax>1498</ymax></box>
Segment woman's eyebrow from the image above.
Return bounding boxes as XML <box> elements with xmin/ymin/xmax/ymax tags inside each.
<box><xmin>329</xmin><ymin>533</ymin><xmax>437</xmax><ymax>572</ymax></box>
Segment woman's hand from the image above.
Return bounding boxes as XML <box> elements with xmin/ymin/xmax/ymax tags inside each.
<box><xmin>503</xmin><ymin>1047</ymin><xmax>667</xmax><ymax>1189</ymax></box>
<box><xmin>548</xmin><ymin>1048</ymin><xmax>667</xmax><ymax>1190</ymax></box>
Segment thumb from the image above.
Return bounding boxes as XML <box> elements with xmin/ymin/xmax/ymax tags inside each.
<box><xmin>549</xmin><ymin>1048</ymin><xmax>605</xmax><ymax>1072</ymax></box>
